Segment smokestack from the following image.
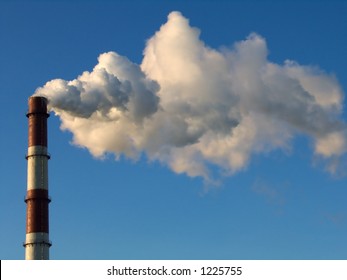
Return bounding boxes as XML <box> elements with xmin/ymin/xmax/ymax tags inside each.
<box><xmin>24</xmin><ymin>96</ymin><xmax>51</xmax><ymax>260</ymax></box>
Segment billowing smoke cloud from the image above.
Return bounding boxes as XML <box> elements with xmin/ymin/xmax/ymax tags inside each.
<box><xmin>35</xmin><ymin>11</ymin><xmax>346</xmax><ymax>181</ymax></box>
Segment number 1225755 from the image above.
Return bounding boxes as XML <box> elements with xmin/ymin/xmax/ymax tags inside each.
<box><xmin>201</xmin><ymin>266</ymin><xmax>242</xmax><ymax>276</ymax></box>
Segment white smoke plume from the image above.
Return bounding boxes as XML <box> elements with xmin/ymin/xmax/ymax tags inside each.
<box><xmin>35</xmin><ymin>11</ymin><xmax>346</xmax><ymax>181</ymax></box>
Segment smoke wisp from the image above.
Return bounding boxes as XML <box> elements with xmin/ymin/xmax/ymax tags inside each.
<box><xmin>35</xmin><ymin>11</ymin><xmax>346</xmax><ymax>181</ymax></box>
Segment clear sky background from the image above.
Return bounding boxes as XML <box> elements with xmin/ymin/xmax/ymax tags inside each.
<box><xmin>1</xmin><ymin>0</ymin><xmax>346</xmax><ymax>260</ymax></box>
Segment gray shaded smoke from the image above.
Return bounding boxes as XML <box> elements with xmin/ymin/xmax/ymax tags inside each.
<box><xmin>35</xmin><ymin>11</ymin><xmax>346</xmax><ymax>181</ymax></box>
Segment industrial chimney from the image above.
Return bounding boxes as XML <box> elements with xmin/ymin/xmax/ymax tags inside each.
<box><xmin>24</xmin><ymin>96</ymin><xmax>51</xmax><ymax>260</ymax></box>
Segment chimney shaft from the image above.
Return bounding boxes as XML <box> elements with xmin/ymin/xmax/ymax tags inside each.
<box><xmin>24</xmin><ymin>96</ymin><xmax>51</xmax><ymax>260</ymax></box>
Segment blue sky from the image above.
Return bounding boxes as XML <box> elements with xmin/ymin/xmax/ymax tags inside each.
<box><xmin>1</xmin><ymin>0</ymin><xmax>346</xmax><ymax>260</ymax></box>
